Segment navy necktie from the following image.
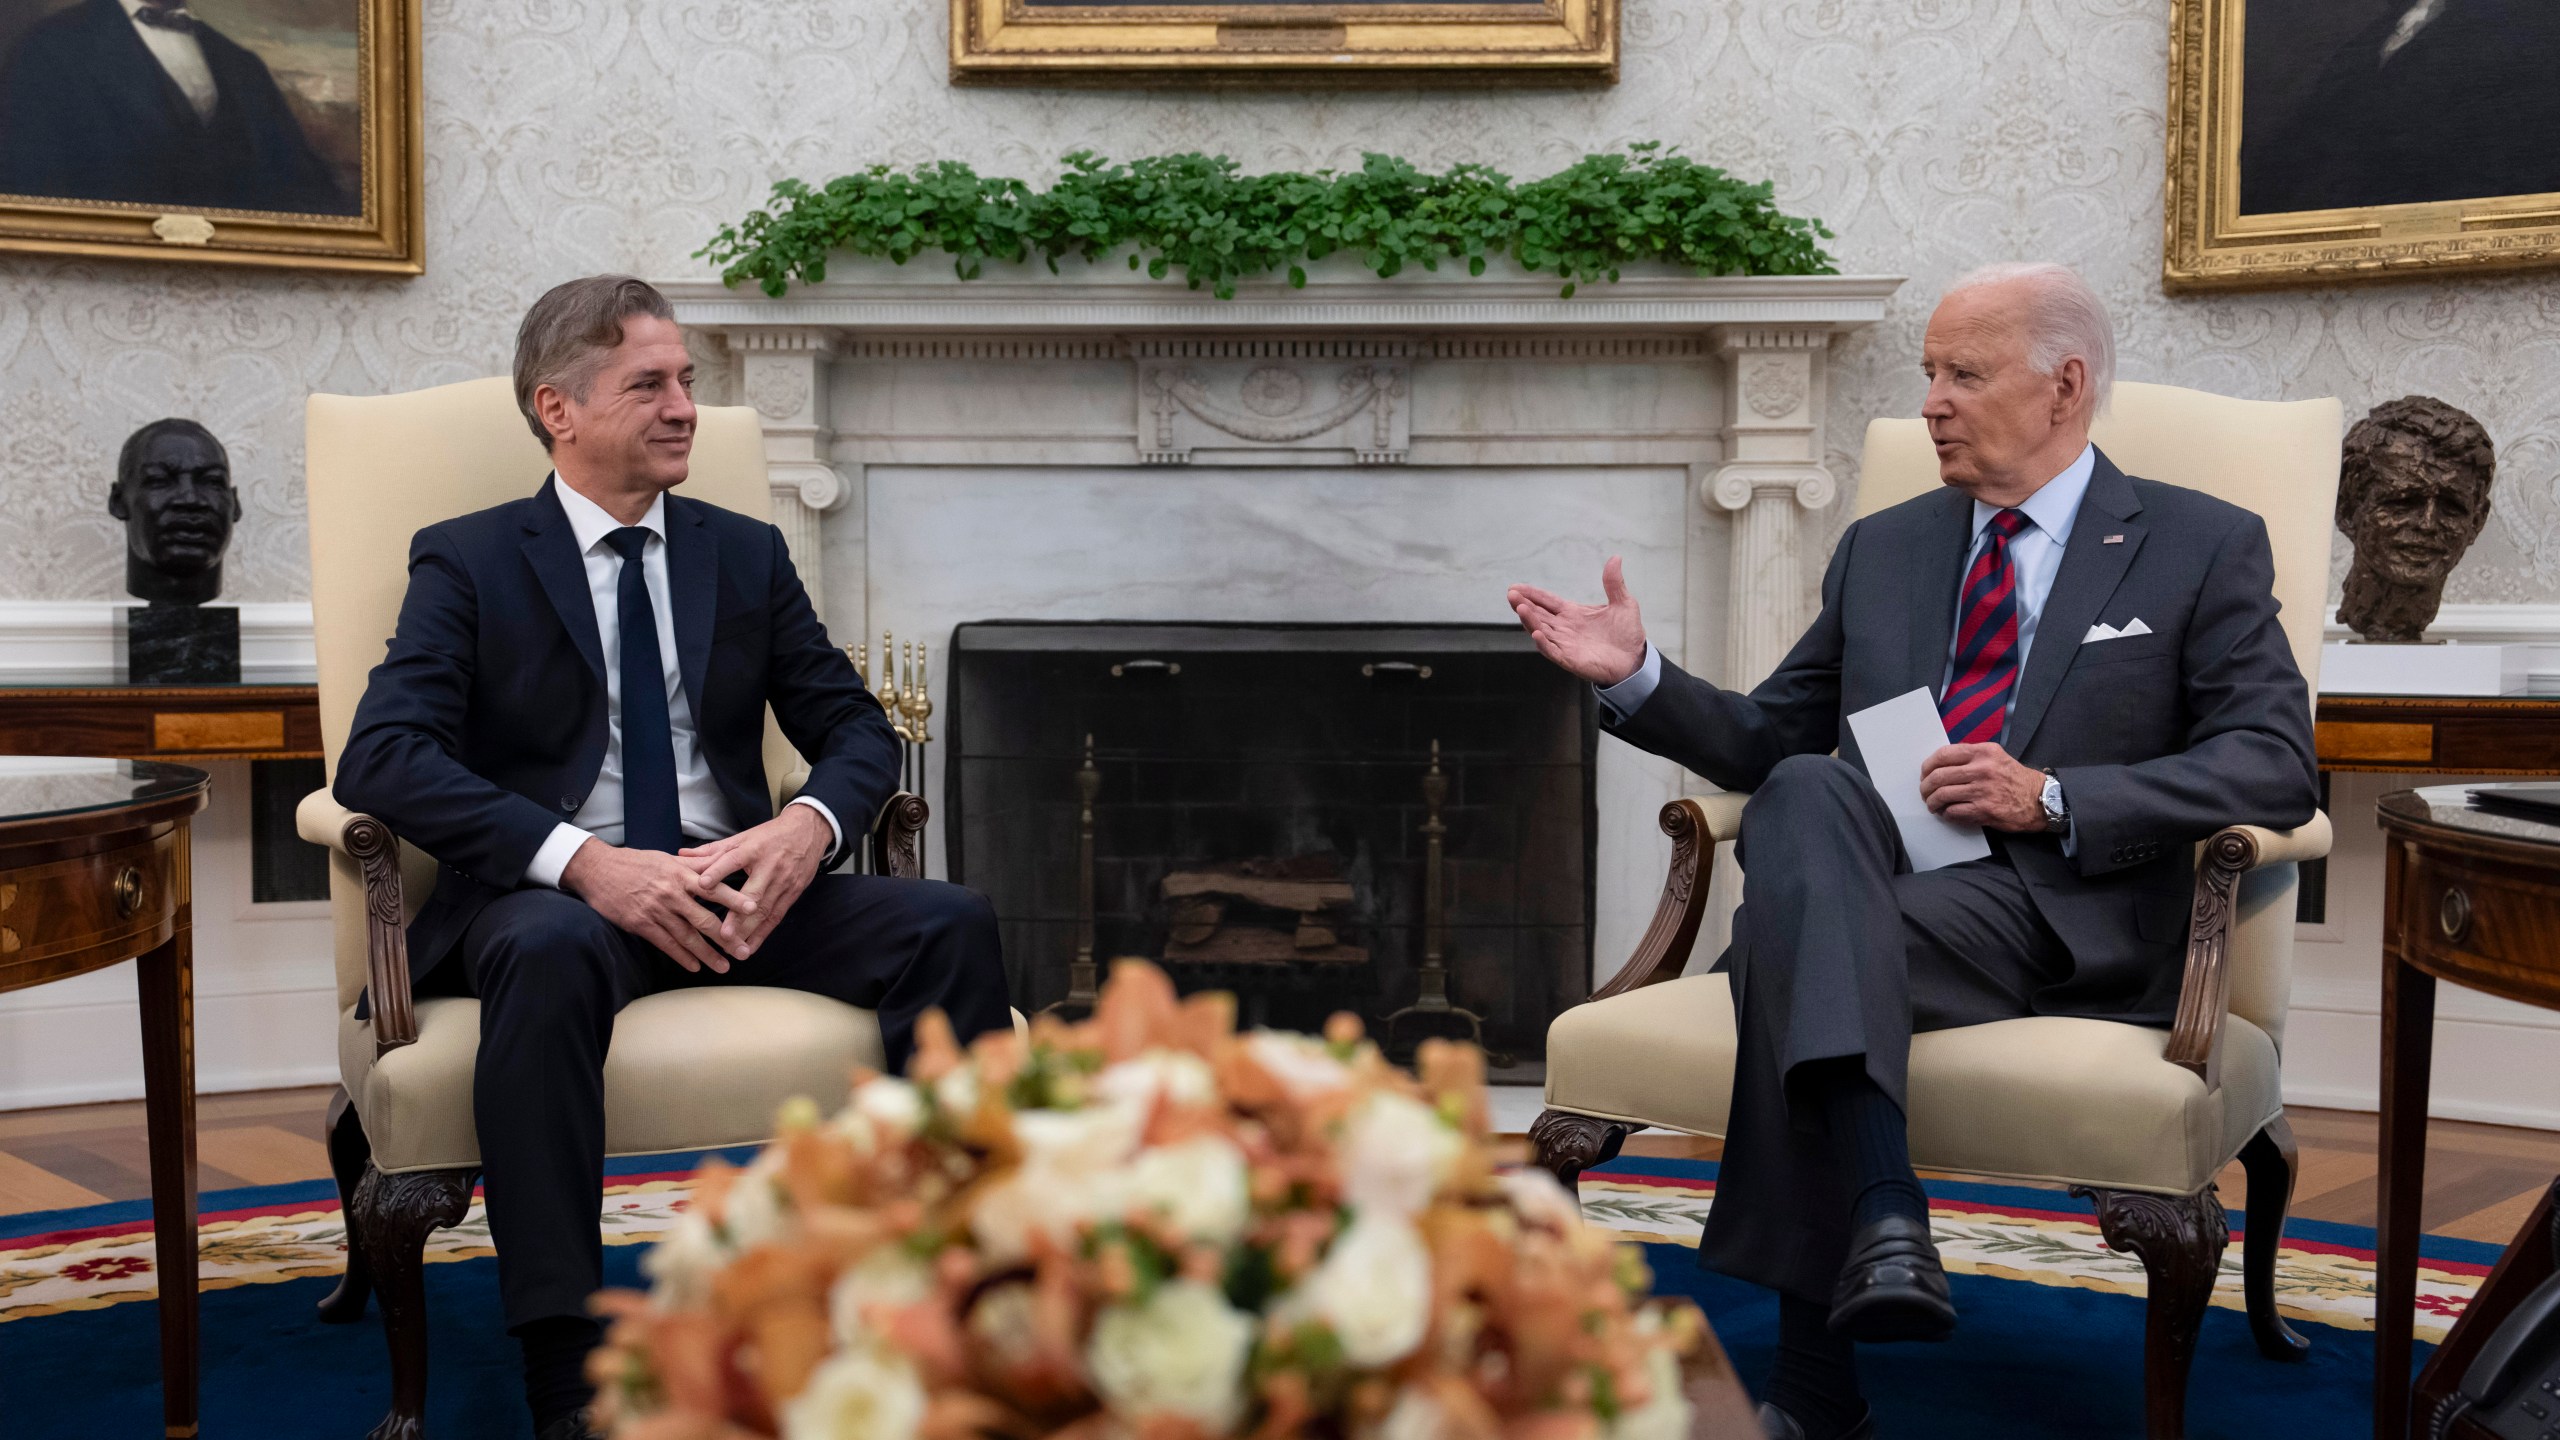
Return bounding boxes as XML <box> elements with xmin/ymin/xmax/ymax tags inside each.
<box><xmin>604</xmin><ymin>526</ymin><xmax>682</xmax><ymax>853</ymax></box>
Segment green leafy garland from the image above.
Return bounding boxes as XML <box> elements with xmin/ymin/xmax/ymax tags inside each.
<box><xmin>700</xmin><ymin>144</ymin><xmax>1836</xmax><ymax>300</ymax></box>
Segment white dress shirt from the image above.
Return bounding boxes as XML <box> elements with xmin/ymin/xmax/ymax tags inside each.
<box><xmin>120</xmin><ymin>0</ymin><xmax>219</xmax><ymax>124</ymax></box>
<box><xmin>523</xmin><ymin>478</ymin><xmax>840</xmax><ymax>888</ymax></box>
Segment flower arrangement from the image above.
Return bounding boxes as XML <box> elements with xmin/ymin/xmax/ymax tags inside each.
<box><xmin>592</xmin><ymin>961</ymin><xmax>1704</xmax><ymax>1440</ymax></box>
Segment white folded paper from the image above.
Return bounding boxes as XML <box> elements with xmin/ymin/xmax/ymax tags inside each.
<box><xmin>1843</xmin><ymin>686</ymin><xmax>1994</xmax><ymax>872</ymax></box>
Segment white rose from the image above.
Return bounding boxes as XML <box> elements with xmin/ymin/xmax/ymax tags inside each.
<box><xmin>852</xmin><ymin>1077</ymin><xmax>924</xmax><ymax>1140</ymax></box>
<box><xmin>1341</xmin><ymin>1093</ymin><xmax>1461</xmax><ymax>1220</ymax></box>
<box><xmin>1094</xmin><ymin>1049</ymin><xmax>1219</xmax><ymax>1111</ymax></box>
<box><xmin>780</xmin><ymin>1342</ymin><xmax>928</xmax><ymax>1440</ymax></box>
<box><xmin>966</xmin><ymin>1281</ymin><xmax>1041</xmax><ymax>1368</ymax></box>
<box><xmin>1497</xmin><ymin>1167</ymin><xmax>1582</xmax><ymax>1232</ymax></box>
<box><xmin>1246</xmin><ymin>1031</ymin><xmax>1350</xmax><ymax>1098</ymax></box>
<box><xmin>1605</xmin><ymin>1332</ymin><xmax>1691</xmax><ymax>1440</ymax></box>
<box><xmin>1126</xmin><ymin>1135</ymin><xmax>1251</xmax><ymax>1247</ymax></box>
<box><xmin>1086</xmin><ymin>1280</ymin><xmax>1256</xmax><ymax>1432</ymax></box>
<box><xmin>640</xmin><ymin>1206</ymin><xmax>730</xmax><ymax>1310</ymax></box>
<box><xmin>1277</xmin><ymin>1214</ymin><xmax>1432</xmax><ymax>1368</ymax></box>
<box><xmin>721</xmin><ymin>1159</ymin><xmax>792</xmax><ymax>1251</ymax></box>
<box><xmin>933</xmin><ymin>1063</ymin><xmax>982</xmax><ymax>1120</ymax></box>
<box><xmin>1376</xmin><ymin>1385</ymin><xmax>1451</xmax><ymax>1440</ymax></box>
<box><xmin>1013</xmin><ymin>1101</ymin><xmax>1146</xmax><ymax>1174</ymax></box>
<box><xmin>829</xmin><ymin>1248</ymin><xmax>937</xmax><ymax>1347</ymax></box>
<box><xmin>970</xmin><ymin>1162</ymin><xmax>1129</xmax><ymax>1265</ymax></box>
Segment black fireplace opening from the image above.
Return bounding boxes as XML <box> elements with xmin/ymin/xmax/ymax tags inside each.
<box><xmin>947</xmin><ymin>621</ymin><xmax>1596</xmax><ymax>1081</ymax></box>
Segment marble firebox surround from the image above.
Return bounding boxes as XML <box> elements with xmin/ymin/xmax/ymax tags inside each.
<box><xmin>667</xmin><ymin>263</ymin><xmax>1901</xmax><ymax>979</ymax></box>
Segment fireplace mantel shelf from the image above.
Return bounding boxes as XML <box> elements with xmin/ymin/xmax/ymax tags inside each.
<box><xmin>659</xmin><ymin>268</ymin><xmax>1904</xmax><ymax>336</ymax></box>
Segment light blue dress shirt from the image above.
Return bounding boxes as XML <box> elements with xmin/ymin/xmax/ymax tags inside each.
<box><xmin>1592</xmin><ymin>444</ymin><xmax>2098</xmax><ymax>845</ymax></box>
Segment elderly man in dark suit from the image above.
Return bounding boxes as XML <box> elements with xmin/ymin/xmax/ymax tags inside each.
<box><xmin>1509</xmin><ymin>263</ymin><xmax>2319</xmax><ymax>1440</ymax></box>
<box><xmin>0</xmin><ymin>0</ymin><xmax>350</xmax><ymax>214</ymax></box>
<box><xmin>334</xmin><ymin>276</ymin><xmax>1012</xmax><ymax>1440</ymax></box>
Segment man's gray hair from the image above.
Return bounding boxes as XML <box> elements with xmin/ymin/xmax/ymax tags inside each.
<box><xmin>512</xmin><ymin>275</ymin><xmax>676</xmax><ymax>450</ymax></box>
<box><xmin>1942</xmin><ymin>261</ymin><xmax>2115</xmax><ymax>416</ymax></box>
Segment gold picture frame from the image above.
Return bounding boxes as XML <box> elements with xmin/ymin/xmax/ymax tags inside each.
<box><xmin>2164</xmin><ymin>0</ymin><xmax>2560</xmax><ymax>292</ymax></box>
<box><xmin>0</xmin><ymin>0</ymin><xmax>423</xmax><ymax>275</ymax></box>
<box><xmin>949</xmin><ymin>0</ymin><xmax>1615</xmax><ymax>86</ymax></box>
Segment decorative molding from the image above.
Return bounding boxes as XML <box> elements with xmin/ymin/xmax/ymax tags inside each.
<box><xmin>1429</xmin><ymin>336</ymin><xmax>1708</xmax><ymax>360</ymax></box>
<box><xmin>838</xmin><ymin>338</ymin><xmax>1124</xmax><ymax>361</ymax></box>
<box><xmin>1138</xmin><ymin>359</ymin><xmax>1410</xmax><ymax>464</ymax></box>
<box><xmin>660</xmin><ymin>271</ymin><xmax>1905</xmax><ymax>337</ymax></box>
<box><xmin>744</xmin><ymin>364</ymin><xmax>812</xmax><ymax>422</ymax></box>
<box><xmin>1742</xmin><ymin>357</ymin><xmax>1808</xmax><ymax>419</ymax></box>
<box><xmin>770</xmin><ymin>459</ymin><xmax>848</xmax><ymax>512</ymax></box>
<box><xmin>1705</xmin><ymin>463</ymin><xmax>1836</xmax><ymax>514</ymax></box>
<box><xmin>1128</xmin><ymin>337</ymin><xmax>1416</xmax><ymax>360</ymax></box>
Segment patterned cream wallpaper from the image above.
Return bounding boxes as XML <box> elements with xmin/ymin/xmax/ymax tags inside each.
<box><xmin>3</xmin><ymin>0</ymin><xmax>2556</xmax><ymax>606</ymax></box>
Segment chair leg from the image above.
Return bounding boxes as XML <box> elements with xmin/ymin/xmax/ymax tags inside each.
<box><xmin>316</xmin><ymin>1087</ymin><xmax>374</xmax><ymax>1323</ymax></box>
<box><xmin>348</xmin><ymin>1162</ymin><xmax>477</xmax><ymax>1440</ymax></box>
<box><xmin>1528</xmin><ymin>1108</ymin><xmax>1627</xmax><ymax>1192</ymax></box>
<box><xmin>2237</xmin><ymin>1115</ymin><xmax>2310</xmax><ymax>1361</ymax></box>
<box><xmin>2073</xmin><ymin>1185</ymin><xmax>2229</xmax><ymax>1440</ymax></box>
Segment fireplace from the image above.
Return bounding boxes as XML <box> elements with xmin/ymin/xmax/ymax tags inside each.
<box><xmin>947</xmin><ymin>621</ymin><xmax>1594</xmax><ymax>1079</ymax></box>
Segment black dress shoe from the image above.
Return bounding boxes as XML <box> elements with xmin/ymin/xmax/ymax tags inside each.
<box><xmin>1826</xmin><ymin>1213</ymin><xmax>1956</xmax><ymax>1343</ymax></box>
<box><xmin>1757</xmin><ymin>1400</ymin><xmax>1877</xmax><ymax>1440</ymax></box>
<box><xmin>535</xmin><ymin>1410</ymin><xmax>601</xmax><ymax>1440</ymax></box>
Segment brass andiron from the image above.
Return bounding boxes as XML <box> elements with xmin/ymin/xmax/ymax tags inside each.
<box><xmin>1386</xmin><ymin>740</ymin><xmax>1494</xmax><ymax>1060</ymax></box>
<box><xmin>846</xmin><ymin>631</ymin><xmax>936</xmax><ymax>849</ymax></box>
<box><xmin>1045</xmin><ymin>734</ymin><xmax>1104</xmax><ymax>1017</ymax></box>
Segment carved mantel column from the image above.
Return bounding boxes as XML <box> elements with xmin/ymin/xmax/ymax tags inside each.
<box><xmin>1706</xmin><ymin>326</ymin><xmax>1837</xmax><ymax>689</ymax></box>
<box><xmin>727</xmin><ymin>328</ymin><xmax>849</xmax><ymax>620</ymax></box>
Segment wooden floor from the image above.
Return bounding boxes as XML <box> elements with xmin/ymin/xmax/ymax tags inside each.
<box><xmin>1</xmin><ymin>1089</ymin><xmax>2555</xmax><ymax>1247</ymax></box>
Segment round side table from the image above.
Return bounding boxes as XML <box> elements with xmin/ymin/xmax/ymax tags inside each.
<box><xmin>0</xmin><ymin>758</ymin><xmax>208</xmax><ymax>1438</ymax></box>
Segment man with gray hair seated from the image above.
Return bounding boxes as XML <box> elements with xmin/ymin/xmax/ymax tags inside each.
<box><xmin>1508</xmin><ymin>263</ymin><xmax>2317</xmax><ymax>1438</ymax></box>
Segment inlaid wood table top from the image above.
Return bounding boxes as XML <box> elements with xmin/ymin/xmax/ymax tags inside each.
<box><xmin>0</xmin><ymin>679</ymin><xmax>320</xmax><ymax>763</ymax></box>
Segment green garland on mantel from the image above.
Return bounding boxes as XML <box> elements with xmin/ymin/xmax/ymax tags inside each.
<box><xmin>699</xmin><ymin>144</ymin><xmax>1836</xmax><ymax>301</ymax></box>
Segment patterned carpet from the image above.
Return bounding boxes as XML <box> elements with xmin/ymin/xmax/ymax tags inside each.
<box><xmin>0</xmin><ymin>1151</ymin><xmax>2497</xmax><ymax>1436</ymax></box>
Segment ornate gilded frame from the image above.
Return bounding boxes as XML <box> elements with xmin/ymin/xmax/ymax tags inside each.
<box><xmin>0</xmin><ymin>0</ymin><xmax>424</xmax><ymax>275</ymax></box>
<box><xmin>2164</xmin><ymin>0</ymin><xmax>2560</xmax><ymax>292</ymax></box>
<box><xmin>949</xmin><ymin>0</ymin><xmax>1614</xmax><ymax>85</ymax></box>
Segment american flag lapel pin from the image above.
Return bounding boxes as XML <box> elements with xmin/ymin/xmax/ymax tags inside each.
<box><xmin>2102</xmin><ymin>534</ymin><xmax>2126</xmax><ymax>544</ymax></box>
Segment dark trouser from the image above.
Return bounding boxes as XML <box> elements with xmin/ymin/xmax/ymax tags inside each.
<box><xmin>442</xmin><ymin>873</ymin><xmax>1010</xmax><ymax>1329</ymax></box>
<box><xmin>1696</xmin><ymin>754</ymin><xmax>2071</xmax><ymax>1302</ymax></box>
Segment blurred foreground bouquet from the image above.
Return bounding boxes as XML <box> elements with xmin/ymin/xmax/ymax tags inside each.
<box><xmin>592</xmin><ymin>961</ymin><xmax>1703</xmax><ymax>1440</ymax></box>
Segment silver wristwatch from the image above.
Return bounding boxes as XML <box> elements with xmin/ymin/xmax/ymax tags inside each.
<box><xmin>2039</xmin><ymin>770</ymin><xmax>2070</xmax><ymax>834</ymax></box>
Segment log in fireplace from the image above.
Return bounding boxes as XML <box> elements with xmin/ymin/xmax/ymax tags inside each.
<box><xmin>946</xmin><ymin>621</ymin><xmax>1595</xmax><ymax>1079</ymax></box>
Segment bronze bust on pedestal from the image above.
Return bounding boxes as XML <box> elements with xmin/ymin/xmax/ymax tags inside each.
<box><xmin>110</xmin><ymin>419</ymin><xmax>243</xmax><ymax>683</ymax></box>
<box><xmin>2336</xmin><ymin>396</ymin><xmax>2495</xmax><ymax>644</ymax></box>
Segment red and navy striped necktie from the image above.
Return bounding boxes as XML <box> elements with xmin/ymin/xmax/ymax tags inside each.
<box><xmin>1940</xmin><ymin>509</ymin><xmax>2031</xmax><ymax>744</ymax></box>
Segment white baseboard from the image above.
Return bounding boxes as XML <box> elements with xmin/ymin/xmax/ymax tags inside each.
<box><xmin>0</xmin><ymin>981</ymin><xmax>340</xmax><ymax>1109</ymax></box>
<box><xmin>2280</xmin><ymin>973</ymin><xmax>2560</xmax><ymax>1129</ymax></box>
<box><xmin>0</xmin><ymin>599</ymin><xmax>315</xmax><ymax>683</ymax></box>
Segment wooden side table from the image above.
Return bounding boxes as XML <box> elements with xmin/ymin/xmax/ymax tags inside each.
<box><xmin>2319</xmin><ymin>695</ymin><xmax>2560</xmax><ymax>775</ymax></box>
<box><xmin>0</xmin><ymin>682</ymin><xmax>320</xmax><ymax>762</ymax></box>
<box><xmin>0</xmin><ymin>759</ymin><xmax>209</xmax><ymax>1438</ymax></box>
<box><xmin>2374</xmin><ymin>785</ymin><xmax>2560</xmax><ymax>1440</ymax></box>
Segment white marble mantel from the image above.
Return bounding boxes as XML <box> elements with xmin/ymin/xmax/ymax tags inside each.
<box><xmin>664</xmin><ymin>262</ymin><xmax>1903</xmax><ymax>692</ymax></box>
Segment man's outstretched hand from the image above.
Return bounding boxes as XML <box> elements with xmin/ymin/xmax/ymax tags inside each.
<box><xmin>677</xmin><ymin>804</ymin><xmax>834</xmax><ymax>958</ymax></box>
<box><xmin>1508</xmin><ymin>556</ymin><xmax>1648</xmax><ymax>687</ymax></box>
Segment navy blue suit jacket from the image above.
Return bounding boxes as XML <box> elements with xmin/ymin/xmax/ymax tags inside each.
<box><xmin>334</xmin><ymin>478</ymin><xmax>904</xmax><ymax>997</ymax></box>
<box><xmin>0</xmin><ymin>0</ymin><xmax>351</xmax><ymax>214</ymax></box>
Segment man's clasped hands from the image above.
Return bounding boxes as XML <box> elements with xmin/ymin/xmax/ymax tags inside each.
<box><xmin>556</xmin><ymin>804</ymin><xmax>835</xmax><ymax>973</ymax></box>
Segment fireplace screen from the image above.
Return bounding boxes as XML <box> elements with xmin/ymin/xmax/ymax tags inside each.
<box><xmin>945</xmin><ymin>622</ymin><xmax>1595</xmax><ymax>1079</ymax></box>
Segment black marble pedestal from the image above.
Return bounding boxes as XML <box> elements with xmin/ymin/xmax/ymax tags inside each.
<box><xmin>125</xmin><ymin>605</ymin><xmax>240</xmax><ymax>684</ymax></box>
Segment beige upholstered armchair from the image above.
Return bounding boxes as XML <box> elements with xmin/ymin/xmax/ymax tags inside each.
<box><xmin>294</xmin><ymin>377</ymin><xmax>928</xmax><ymax>1440</ymax></box>
<box><xmin>1532</xmin><ymin>381</ymin><xmax>2342</xmax><ymax>1440</ymax></box>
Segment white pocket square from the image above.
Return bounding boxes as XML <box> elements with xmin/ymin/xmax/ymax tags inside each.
<box><xmin>2082</xmin><ymin>618</ymin><xmax>2153</xmax><ymax>644</ymax></box>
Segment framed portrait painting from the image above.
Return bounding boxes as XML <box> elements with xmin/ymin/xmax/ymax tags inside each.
<box><xmin>2164</xmin><ymin>0</ymin><xmax>2560</xmax><ymax>291</ymax></box>
<box><xmin>0</xmin><ymin>0</ymin><xmax>420</xmax><ymax>273</ymax></box>
<box><xmin>949</xmin><ymin>0</ymin><xmax>1615</xmax><ymax>85</ymax></box>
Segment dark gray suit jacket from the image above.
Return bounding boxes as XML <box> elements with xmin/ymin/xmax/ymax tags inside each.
<box><xmin>1608</xmin><ymin>449</ymin><xmax>2320</xmax><ymax>1024</ymax></box>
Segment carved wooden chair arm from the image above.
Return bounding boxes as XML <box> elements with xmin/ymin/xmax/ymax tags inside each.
<box><xmin>1588</xmin><ymin>794</ymin><xmax>1746</xmax><ymax>999</ymax></box>
<box><xmin>296</xmin><ymin>790</ymin><xmax>418</xmax><ymax>1055</ymax></box>
<box><xmin>2162</xmin><ymin>810</ymin><xmax>2333</xmax><ymax>1089</ymax></box>
<box><xmin>868</xmin><ymin>792</ymin><xmax>929</xmax><ymax>880</ymax></box>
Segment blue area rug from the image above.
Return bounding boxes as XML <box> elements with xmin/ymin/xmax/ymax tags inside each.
<box><xmin>1</xmin><ymin>1152</ymin><xmax>2457</xmax><ymax>1438</ymax></box>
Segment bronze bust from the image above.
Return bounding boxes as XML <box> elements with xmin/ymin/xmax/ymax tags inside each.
<box><xmin>2336</xmin><ymin>396</ymin><xmax>2495</xmax><ymax>643</ymax></box>
<box><xmin>110</xmin><ymin>418</ymin><xmax>241</xmax><ymax>607</ymax></box>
